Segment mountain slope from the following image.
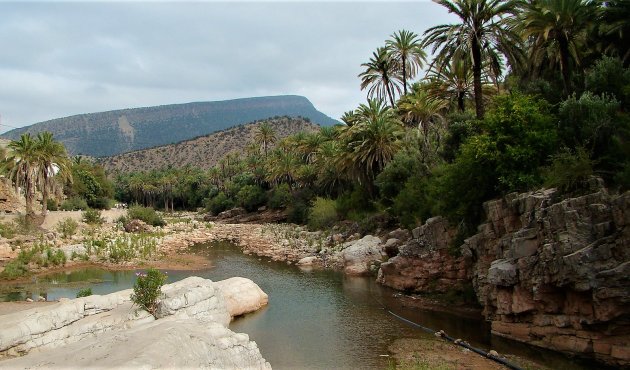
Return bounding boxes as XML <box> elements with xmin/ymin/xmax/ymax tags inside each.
<box><xmin>99</xmin><ymin>117</ymin><xmax>320</xmax><ymax>173</ymax></box>
<box><xmin>1</xmin><ymin>95</ymin><xmax>338</xmax><ymax>157</ymax></box>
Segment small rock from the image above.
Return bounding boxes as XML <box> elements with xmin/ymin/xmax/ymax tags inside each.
<box><xmin>26</xmin><ymin>298</ymin><xmax>33</xmax><ymax>302</ymax></box>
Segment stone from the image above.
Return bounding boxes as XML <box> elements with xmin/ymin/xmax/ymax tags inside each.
<box><xmin>388</xmin><ymin>228</ymin><xmax>410</xmax><ymax>242</ymax></box>
<box><xmin>341</xmin><ymin>235</ymin><xmax>382</xmax><ymax>276</ymax></box>
<box><xmin>383</xmin><ymin>238</ymin><xmax>400</xmax><ymax>257</ymax></box>
<box><xmin>214</xmin><ymin>277</ymin><xmax>269</xmax><ymax>318</ymax></box>
<box><xmin>123</xmin><ymin>219</ymin><xmax>150</xmax><ymax>233</ymax></box>
<box><xmin>487</xmin><ymin>259</ymin><xmax>518</xmax><ymax>286</ymax></box>
<box><xmin>0</xmin><ymin>318</ymin><xmax>271</xmax><ymax>369</ymax></box>
<box><xmin>297</xmin><ymin>256</ymin><xmax>319</xmax><ymax>266</ymax></box>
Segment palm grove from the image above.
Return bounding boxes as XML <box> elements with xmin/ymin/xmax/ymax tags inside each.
<box><xmin>3</xmin><ymin>0</ymin><xmax>629</xmax><ymax>240</ymax></box>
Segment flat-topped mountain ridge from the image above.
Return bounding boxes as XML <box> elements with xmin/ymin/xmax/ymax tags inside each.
<box><xmin>99</xmin><ymin>116</ymin><xmax>320</xmax><ymax>173</ymax></box>
<box><xmin>1</xmin><ymin>95</ymin><xmax>338</xmax><ymax>157</ymax></box>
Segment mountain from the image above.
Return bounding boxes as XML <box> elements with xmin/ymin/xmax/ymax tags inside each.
<box><xmin>1</xmin><ymin>95</ymin><xmax>338</xmax><ymax>157</ymax></box>
<box><xmin>99</xmin><ymin>116</ymin><xmax>320</xmax><ymax>173</ymax></box>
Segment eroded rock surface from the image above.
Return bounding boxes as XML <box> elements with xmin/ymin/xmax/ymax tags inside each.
<box><xmin>463</xmin><ymin>188</ymin><xmax>630</xmax><ymax>367</ymax></box>
<box><xmin>0</xmin><ymin>276</ymin><xmax>270</xmax><ymax>369</ymax></box>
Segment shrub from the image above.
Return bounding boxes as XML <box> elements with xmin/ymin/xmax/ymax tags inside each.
<box><xmin>335</xmin><ymin>187</ymin><xmax>374</xmax><ymax>219</ymax></box>
<box><xmin>375</xmin><ymin>149</ymin><xmax>423</xmax><ymax>205</ymax></box>
<box><xmin>391</xmin><ymin>175</ymin><xmax>432</xmax><ymax>229</ymax></box>
<box><xmin>56</xmin><ymin>218</ymin><xmax>79</xmax><ymax>238</ymax></box>
<box><xmin>130</xmin><ymin>268</ymin><xmax>167</xmax><ymax>317</ymax></box>
<box><xmin>127</xmin><ymin>205</ymin><xmax>166</xmax><ymax>227</ymax></box>
<box><xmin>286</xmin><ymin>188</ymin><xmax>314</xmax><ymax>224</ymax></box>
<box><xmin>268</xmin><ymin>184</ymin><xmax>291</xmax><ymax>209</ymax></box>
<box><xmin>90</xmin><ymin>197</ymin><xmax>112</xmax><ymax>210</ymax></box>
<box><xmin>0</xmin><ymin>222</ymin><xmax>16</xmax><ymax>239</ymax></box>
<box><xmin>76</xmin><ymin>287</ymin><xmax>93</xmax><ymax>298</ymax></box>
<box><xmin>206</xmin><ymin>192</ymin><xmax>235</xmax><ymax>215</ymax></box>
<box><xmin>236</xmin><ymin>185</ymin><xmax>267</xmax><ymax>212</ymax></box>
<box><xmin>82</xmin><ymin>208</ymin><xmax>104</xmax><ymax>225</ymax></box>
<box><xmin>60</xmin><ymin>197</ymin><xmax>89</xmax><ymax>211</ymax></box>
<box><xmin>307</xmin><ymin>197</ymin><xmax>338</xmax><ymax>230</ymax></box>
<box><xmin>0</xmin><ymin>260</ymin><xmax>29</xmax><ymax>279</ymax></box>
<box><xmin>46</xmin><ymin>199</ymin><xmax>58</xmax><ymax>211</ymax></box>
<box><xmin>543</xmin><ymin>147</ymin><xmax>594</xmax><ymax>193</ymax></box>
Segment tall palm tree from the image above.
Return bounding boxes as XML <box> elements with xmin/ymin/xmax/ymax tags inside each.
<box><xmin>386</xmin><ymin>30</ymin><xmax>427</xmax><ymax>95</ymax></box>
<box><xmin>359</xmin><ymin>47</ymin><xmax>402</xmax><ymax>107</ymax></box>
<box><xmin>5</xmin><ymin>134</ymin><xmax>38</xmax><ymax>215</ymax></box>
<box><xmin>254</xmin><ymin>122</ymin><xmax>277</xmax><ymax>157</ymax></box>
<box><xmin>426</xmin><ymin>57</ymin><xmax>475</xmax><ymax>112</ymax></box>
<box><xmin>34</xmin><ymin>132</ymin><xmax>71</xmax><ymax>216</ymax></box>
<box><xmin>423</xmin><ymin>0</ymin><xmax>523</xmax><ymax>119</ymax></box>
<box><xmin>519</xmin><ymin>0</ymin><xmax>598</xmax><ymax>94</ymax></box>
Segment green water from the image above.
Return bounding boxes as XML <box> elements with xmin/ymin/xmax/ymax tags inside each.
<box><xmin>0</xmin><ymin>241</ymin><xmax>595</xmax><ymax>369</ymax></box>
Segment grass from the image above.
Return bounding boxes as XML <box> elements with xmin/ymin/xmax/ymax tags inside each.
<box><xmin>85</xmin><ymin>233</ymin><xmax>161</xmax><ymax>262</ymax></box>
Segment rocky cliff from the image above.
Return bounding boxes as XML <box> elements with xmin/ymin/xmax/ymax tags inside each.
<box><xmin>378</xmin><ymin>184</ymin><xmax>630</xmax><ymax>367</ymax></box>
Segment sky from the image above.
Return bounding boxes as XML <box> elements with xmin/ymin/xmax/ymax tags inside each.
<box><xmin>0</xmin><ymin>1</ymin><xmax>454</xmax><ymax>133</ymax></box>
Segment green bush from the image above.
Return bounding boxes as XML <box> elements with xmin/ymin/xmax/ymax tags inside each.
<box><xmin>236</xmin><ymin>185</ymin><xmax>267</xmax><ymax>212</ymax></box>
<box><xmin>335</xmin><ymin>187</ymin><xmax>374</xmax><ymax>219</ymax></box>
<box><xmin>130</xmin><ymin>268</ymin><xmax>167</xmax><ymax>317</ymax></box>
<box><xmin>375</xmin><ymin>149</ymin><xmax>423</xmax><ymax>205</ymax></box>
<box><xmin>0</xmin><ymin>260</ymin><xmax>29</xmax><ymax>279</ymax></box>
<box><xmin>56</xmin><ymin>218</ymin><xmax>79</xmax><ymax>238</ymax></box>
<box><xmin>286</xmin><ymin>188</ymin><xmax>314</xmax><ymax>224</ymax></box>
<box><xmin>46</xmin><ymin>199</ymin><xmax>58</xmax><ymax>211</ymax></box>
<box><xmin>206</xmin><ymin>192</ymin><xmax>235</xmax><ymax>215</ymax></box>
<box><xmin>127</xmin><ymin>205</ymin><xmax>166</xmax><ymax>227</ymax></box>
<box><xmin>60</xmin><ymin>197</ymin><xmax>89</xmax><ymax>211</ymax></box>
<box><xmin>90</xmin><ymin>197</ymin><xmax>112</xmax><ymax>210</ymax></box>
<box><xmin>543</xmin><ymin>147</ymin><xmax>594</xmax><ymax>193</ymax></box>
<box><xmin>268</xmin><ymin>184</ymin><xmax>291</xmax><ymax>209</ymax></box>
<box><xmin>76</xmin><ymin>287</ymin><xmax>93</xmax><ymax>298</ymax></box>
<box><xmin>391</xmin><ymin>175</ymin><xmax>432</xmax><ymax>229</ymax></box>
<box><xmin>307</xmin><ymin>197</ymin><xmax>338</xmax><ymax>230</ymax></box>
<box><xmin>0</xmin><ymin>222</ymin><xmax>16</xmax><ymax>239</ymax></box>
<box><xmin>82</xmin><ymin>208</ymin><xmax>104</xmax><ymax>225</ymax></box>
<box><xmin>585</xmin><ymin>56</ymin><xmax>630</xmax><ymax>110</ymax></box>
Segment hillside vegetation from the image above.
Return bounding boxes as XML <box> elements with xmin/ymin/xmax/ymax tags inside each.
<box><xmin>1</xmin><ymin>95</ymin><xmax>338</xmax><ymax>157</ymax></box>
<box><xmin>99</xmin><ymin>117</ymin><xmax>320</xmax><ymax>173</ymax></box>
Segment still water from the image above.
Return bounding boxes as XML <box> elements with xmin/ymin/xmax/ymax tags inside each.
<box><xmin>0</xmin><ymin>241</ymin><xmax>591</xmax><ymax>369</ymax></box>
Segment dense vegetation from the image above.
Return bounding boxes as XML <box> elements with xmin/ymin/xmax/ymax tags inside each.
<box><xmin>2</xmin><ymin>0</ymin><xmax>628</xmax><ymax>240</ymax></box>
<box><xmin>1</xmin><ymin>96</ymin><xmax>339</xmax><ymax>157</ymax></box>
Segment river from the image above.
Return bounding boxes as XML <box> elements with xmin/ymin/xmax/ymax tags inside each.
<box><xmin>0</xmin><ymin>241</ymin><xmax>594</xmax><ymax>369</ymax></box>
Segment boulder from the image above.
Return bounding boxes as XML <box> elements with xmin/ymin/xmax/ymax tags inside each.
<box><xmin>342</xmin><ymin>235</ymin><xmax>382</xmax><ymax>275</ymax></box>
<box><xmin>124</xmin><ymin>219</ymin><xmax>150</xmax><ymax>233</ymax></box>
<box><xmin>217</xmin><ymin>207</ymin><xmax>247</xmax><ymax>219</ymax></box>
<box><xmin>297</xmin><ymin>256</ymin><xmax>319</xmax><ymax>266</ymax></box>
<box><xmin>487</xmin><ymin>259</ymin><xmax>518</xmax><ymax>286</ymax></box>
<box><xmin>214</xmin><ymin>277</ymin><xmax>269</xmax><ymax>318</ymax></box>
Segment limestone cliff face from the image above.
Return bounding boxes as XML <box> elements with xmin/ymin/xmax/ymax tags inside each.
<box><xmin>463</xmin><ymin>186</ymin><xmax>629</xmax><ymax>367</ymax></box>
<box><xmin>378</xmin><ymin>185</ymin><xmax>630</xmax><ymax>367</ymax></box>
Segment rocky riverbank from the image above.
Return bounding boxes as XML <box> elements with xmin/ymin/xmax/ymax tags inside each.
<box><xmin>378</xmin><ymin>185</ymin><xmax>630</xmax><ymax>368</ymax></box>
<box><xmin>0</xmin><ymin>276</ymin><xmax>270</xmax><ymax>368</ymax></box>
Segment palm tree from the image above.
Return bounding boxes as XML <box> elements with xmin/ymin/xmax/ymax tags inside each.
<box><xmin>423</xmin><ymin>0</ymin><xmax>523</xmax><ymax>119</ymax></box>
<box><xmin>254</xmin><ymin>122</ymin><xmax>277</xmax><ymax>157</ymax></box>
<box><xmin>426</xmin><ymin>57</ymin><xmax>475</xmax><ymax>112</ymax></box>
<box><xmin>599</xmin><ymin>0</ymin><xmax>630</xmax><ymax>64</ymax></box>
<box><xmin>397</xmin><ymin>85</ymin><xmax>449</xmax><ymax>149</ymax></box>
<box><xmin>337</xmin><ymin>104</ymin><xmax>404</xmax><ymax>196</ymax></box>
<box><xmin>34</xmin><ymin>132</ymin><xmax>71</xmax><ymax>216</ymax></box>
<box><xmin>359</xmin><ymin>47</ymin><xmax>402</xmax><ymax>107</ymax></box>
<box><xmin>386</xmin><ymin>30</ymin><xmax>427</xmax><ymax>95</ymax></box>
<box><xmin>5</xmin><ymin>134</ymin><xmax>38</xmax><ymax>215</ymax></box>
<box><xmin>519</xmin><ymin>0</ymin><xmax>598</xmax><ymax>94</ymax></box>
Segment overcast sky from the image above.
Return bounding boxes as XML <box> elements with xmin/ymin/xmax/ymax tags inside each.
<box><xmin>0</xmin><ymin>1</ymin><xmax>454</xmax><ymax>133</ymax></box>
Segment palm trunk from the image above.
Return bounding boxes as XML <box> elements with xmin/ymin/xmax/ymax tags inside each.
<box><xmin>472</xmin><ymin>38</ymin><xmax>485</xmax><ymax>119</ymax></box>
<box><xmin>402</xmin><ymin>55</ymin><xmax>407</xmax><ymax>95</ymax></box>
<box><xmin>41</xmin><ymin>185</ymin><xmax>49</xmax><ymax>216</ymax></box>
<box><xmin>559</xmin><ymin>37</ymin><xmax>571</xmax><ymax>95</ymax></box>
<box><xmin>386</xmin><ymin>80</ymin><xmax>396</xmax><ymax>108</ymax></box>
<box><xmin>457</xmin><ymin>91</ymin><xmax>465</xmax><ymax>112</ymax></box>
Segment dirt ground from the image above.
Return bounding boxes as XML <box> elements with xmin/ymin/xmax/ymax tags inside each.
<box><xmin>389</xmin><ymin>338</ymin><xmax>550</xmax><ymax>370</ymax></box>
